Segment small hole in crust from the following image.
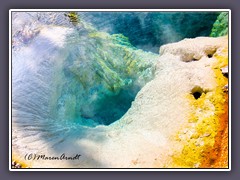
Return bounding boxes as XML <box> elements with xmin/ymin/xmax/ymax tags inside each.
<box><xmin>207</xmin><ymin>54</ymin><xmax>213</xmax><ymax>58</ymax></box>
<box><xmin>192</xmin><ymin>58</ymin><xmax>199</xmax><ymax>61</ymax></box>
<box><xmin>191</xmin><ymin>86</ymin><xmax>205</xmax><ymax>100</ymax></box>
<box><xmin>193</xmin><ymin>91</ymin><xmax>201</xmax><ymax>99</ymax></box>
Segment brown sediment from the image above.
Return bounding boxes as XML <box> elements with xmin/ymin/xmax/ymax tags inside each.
<box><xmin>200</xmin><ymin>93</ymin><xmax>228</xmax><ymax>168</ymax></box>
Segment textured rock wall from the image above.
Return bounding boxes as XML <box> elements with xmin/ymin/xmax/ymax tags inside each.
<box><xmin>109</xmin><ymin>36</ymin><xmax>228</xmax><ymax>168</ymax></box>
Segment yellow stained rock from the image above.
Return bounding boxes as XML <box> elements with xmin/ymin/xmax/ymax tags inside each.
<box><xmin>172</xmin><ymin>40</ymin><xmax>228</xmax><ymax>168</ymax></box>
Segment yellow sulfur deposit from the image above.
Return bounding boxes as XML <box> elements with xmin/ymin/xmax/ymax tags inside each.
<box><xmin>12</xmin><ymin>153</ymin><xmax>32</xmax><ymax>168</ymax></box>
<box><xmin>172</xmin><ymin>41</ymin><xmax>228</xmax><ymax>168</ymax></box>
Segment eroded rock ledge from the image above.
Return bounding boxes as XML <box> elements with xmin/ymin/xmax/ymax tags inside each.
<box><xmin>111</xmin><ymin>36</ymin><xmax>228</xmax><ymax>168</ymax></box>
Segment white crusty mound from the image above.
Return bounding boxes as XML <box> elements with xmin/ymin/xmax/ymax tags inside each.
<box><xmin>13</xmin><ymin>36</ymin><xmax>227</xmax><ymax>168</ymax></box>
<box><xmin>159</xmin><ymin>36</ymin><xmax>228</xmax><ymax>62</ymax></box>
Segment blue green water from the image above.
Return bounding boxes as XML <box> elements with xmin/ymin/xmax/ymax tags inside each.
<box><xmin>79</xmin><ymin>12</ymin><xmax>219</xmax><ymax>53</ymax></box>
<box><xmin>12</xmin><ymin>11</ymin><xmax>219</xmax><ymax>128</ymax></box>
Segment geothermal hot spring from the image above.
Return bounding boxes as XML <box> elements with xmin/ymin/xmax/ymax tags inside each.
<box><xmin>11</xmin><ymin>11</ymin><xmax>229</xmax><ymax>168</ymax></box>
